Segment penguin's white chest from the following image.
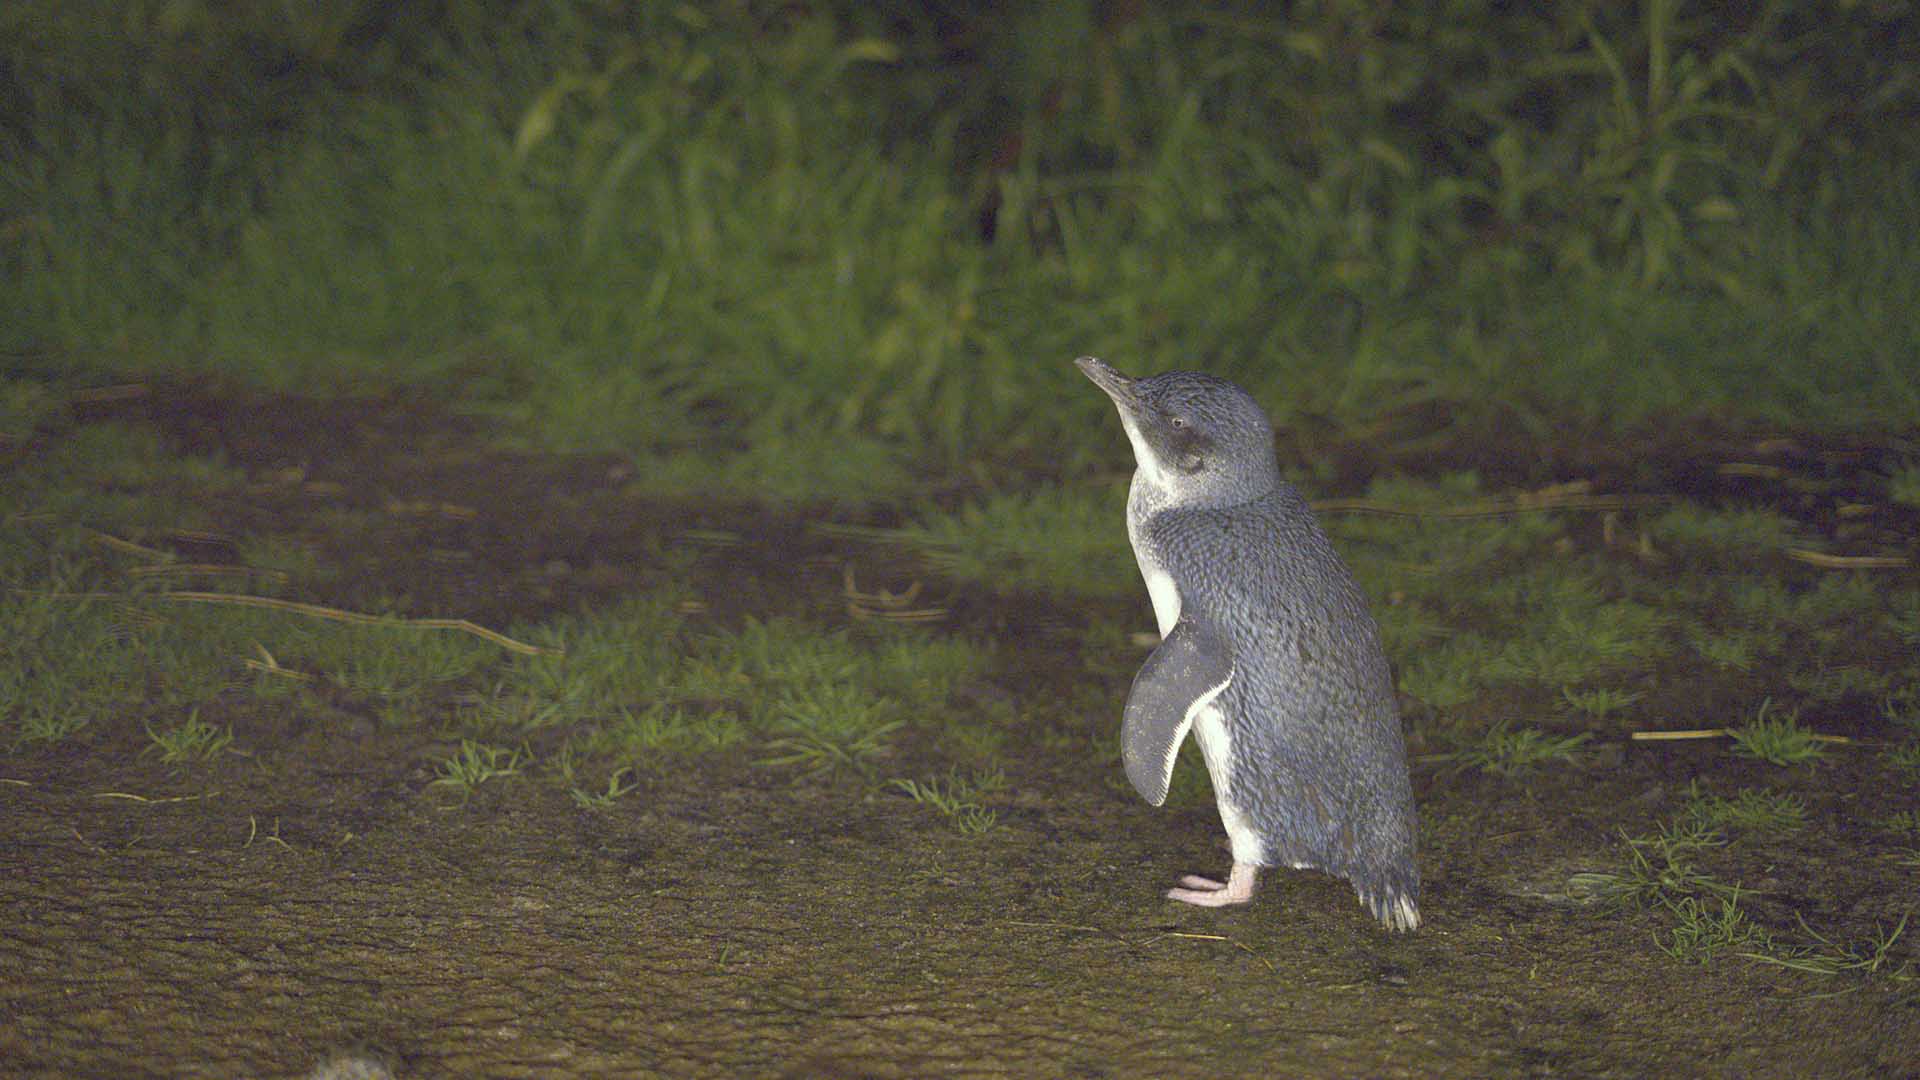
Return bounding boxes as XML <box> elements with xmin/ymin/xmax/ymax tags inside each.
<box><xmin>1126</xmin><ymin>478</ymin><xmax>1182</xmax><ymax>640</ymax></box>
<box><xmin>1140</xmin><ymin>565</ymin><xmax>1181</xmax><ymax>639</ymax></box>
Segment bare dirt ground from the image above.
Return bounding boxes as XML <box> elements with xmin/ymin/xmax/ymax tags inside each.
<box><xmin>2</xmin><ymin>384</ymin><xmax>1916</xmax><ymax>1079</ymax></box>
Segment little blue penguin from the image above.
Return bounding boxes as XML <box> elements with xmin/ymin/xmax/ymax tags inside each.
<box><xmin>1076</xmin><ymin>356</ymin><xmax>1420</xmax><ymax>932</ymax></box>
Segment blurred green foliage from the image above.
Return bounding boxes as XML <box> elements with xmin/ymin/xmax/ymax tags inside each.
<box><xmin>2</xmin><ymin>1</ymin><xmax>1916</xmax><ymax>486</ymax></box>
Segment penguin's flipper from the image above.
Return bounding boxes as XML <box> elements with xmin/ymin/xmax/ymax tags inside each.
<box><xmin>1122</xmin><ymin>615</ymin><xmax>1235</xmax><ymax>806</ymax></box>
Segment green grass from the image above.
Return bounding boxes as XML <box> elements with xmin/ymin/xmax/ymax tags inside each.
<box><xmin>562</xmin><ymin>763</ymin><xmax>640</xmax><ymax>810</ymax></box>
<box><xmin>495</xmin><ymin>610</ymin><xmax>992</xmax><ymax>780</ymax></box>
<box><xmin>1886</xmin><ymin>687</ymin><xmax>1920</xmax><ymax>732</ymax></box>
<box><xmin>1682</xmin><ymin>784</ymin><xmax>1807</xmax><ymax>836</ymax></box>
<box><xmin>430</xmin><ymin>739</ymin><xmax>530</xmax><ymax>800</ymax></box>
<box><xmin>896</xmin><ymin>485</ymin><xmax>1134</xmax><ymax>597</ymax></box>
<box><xmin>1650</xmin><ymin>505</ymin><xmax>1802</xmax><ymax>560</ymax></box>
<box><xmin>0</xmin><ymin>414</ymin><xmax>990</xmax><ymax>789</ymax></box>
<box><xmin>1744</xmin><ymin>913</ymin><xmax>1915</xmax><ymax>982</ymax></box>
<box><xmin>1658</xmin><ymin>890</ymin><xmax>1772</xmax><ymax>966</ymax></box>
<box><xmin>143</xmin><ymin>709</ymin><xmax>234</xmax><ymax>764</ymax></box>
<box><xmin>1561</xmin><ymin>686</ymin><xmax>1641</xmax><ymax>720</ymax></box>
<box><xmin>1</xmin><ymin>421</ymin><xmax>995</xmax><ymax>799</ymax></box>
<box><xmin>1389</xmin><ymin>563</ymin><xmax>1668</xmax><ymax>711</ymax></box>
<box><xmin>1435</xmin><ymin>721</ymin><xmax>1590</xmax><ymax>778</ymax></box>
<box><xmin>5</xmin><ymin>4</ymin><xmax>1918</xmax><ymax>497</ymax></box>
<box><xmin>1684</xmin><ymin>625</ymin><xmax>1761</xmax><ymax>671</ymax></box>
<box><xmin>1728</xmin><ymin>700</ymin><xmax>1829</xmax><ymax>766</ymax></box>
<box><xmin>1575</xmin><ymin>815</ymin><xmax>1915</xmax><ymax>977</ymax></box>
<box><xmin>1571</xmin><ymin>821</ymin><xmax>1734</xmax><ymax>911</ymax></box>
<box><xmin>627</xmin><ymin>432</ymin><xmax>912</xmax><ymax>505</ymax></box>
<box><xmin>234</xmin><ymin>534</ymin><xmax>330</xmax><ymax>590</ymax></box>
<box><xmin>1397</xmin><ymin>638</ymin><xmax>1495</xmax><ymax>712</ymax></box>
<box><xmin>595</xmin><ymin>704</ymin><xmax>749</xmax><ymax>760</ymax></box>
<box><xmin>757</xmin><ymin>684</ymin><xmax>902</xmax><ymax>777</ymax></box>
<box><xmin>1890</xmin><ymin>595</ymin><xmax>1920</xmax><ymax>650</ymax></box>
<box><xmin>1</xmin><ymin>421</ymin><xmax>239</xmax><ymax>547</ymax></box>
<box><xmin>889</xmin><ymin>767</ymin><xmax>1006</xmax><ymax>835</ymax></box>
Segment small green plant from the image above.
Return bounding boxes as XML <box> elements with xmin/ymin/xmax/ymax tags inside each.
<box><xmin>1562</xmin><ymin>686</ymin><xmax>1642</xmax><ymax>720</ymax></box>
<box><xmin>568</xmin><ymin>765</ymin><xmax>640</xmax><ymax>809</ymax></box>
<box><xmin>602</xmin><ymin>703</ymin><xmax>747</xmax><ymax>758</ymax></box>
<box><xmin>1569</xmin><ymin>821</ymin><xmax>1732</xmax><ymax>910</ymax></box>
<box><xmin>1728</xmin><ymin>700</ymin><xmax>1827</xmax><ymax>766</ymax></box>
<box><xmin>143</xmin><ymin>709</ymin><xmax>234</xmax><ymax>763</ymax></box>
<box><xmin>757</xmin><ymin>685</ymin><xmax>900</xmax><ymax>777</ymax></box>
<box><xmin>1682</xmin><ymin>783</ymin><xmax>1806</xmax><ymax>835</ymax></box>
<box><xmin>431</xmin><ymin>740</ymin><xmax>528</xmax><ymax>798</ymax></box>
<box><xmin>1744</xmin><ymin>912</ymin><xmax>1914</xmax><ymax>981</ymax></box>
<box><xmin>889</xmin><ymin>767</ymin><xmax>1004</xmax><ymax>835</ymax></box>
<box><xmin>1658</xmin><ymin>889</ymin><xmax>1771</xmax><ymax>966</ymax></box>
<box><xmin>1567</xmin><ymin>814</ymin><xmax>1913</xmax><ymax>979</ymax></box>
<box><xmin>1436</xmin><ymin>721</ymin><xmax>1590</xmax><ymax>777</ymax></box>
<box><xmin>954</xmin><ymin>805</ymin><xmax>998</xmax><ymax>835</ymax></box>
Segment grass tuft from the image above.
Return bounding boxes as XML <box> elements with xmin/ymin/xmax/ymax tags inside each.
<box><xmin>1570</xmin><ymin>821</ymin><xmax>1732</xmax><ymax>910</ymax></box>
<box><xmin>431</xmin><ymin>740</ymin><xmax>530</xmax><ymax>799</ymax></box>
<box><xmin>143</xmin><ymin>709</ymin><xmax>234</xmax><ymax>764</ymax></box>
<box><xmin>1682</xmin><ymin>784</ymin><xmax>1807</xmax><ymax>836</ymax></box>
<box><xmin>1658</xmin><ymin>889</ymin><xmax>1772</xmax><ymax>966</ymax></box>
<box><xmin>1561</xmin><ymin>686</ymin><xmax>1642</xmax><ymax>720</ymax></box>
<box><xmin>889</xmin><ymin>767</ymin><xmax>1005</xmax><ymax>835</ymax></box>
<box><xmin>1435</xmin><ymin>720</ymin><xmax>1590</xmax><ymax>778</ymax></box>
<box><xmin>1743</xmin><ymin>912</ymin><xmax>1915</xmax><ymax>982</ymax></box>
<box><xmin>757</xmin><ymin>684</ymin><xmax>901</xmax><ymax>777</ymax></box>
<box><xmin>1728</xmin><ymin>700</ymin><xmax>1827</xmax><ymax>766</ymax></box>
<box><xmin>565</xmin><ymin>764</ymin><xmax>640</xmax><ymax>810</ymax></box>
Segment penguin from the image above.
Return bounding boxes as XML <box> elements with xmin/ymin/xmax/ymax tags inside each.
<box><xmin>1075</xmin><ymin>356</ymin><xmax>1420</xmax><ymax>932</ymax></box>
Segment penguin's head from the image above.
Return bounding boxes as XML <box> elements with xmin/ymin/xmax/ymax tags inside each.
<box><xmin>1076</xmin><ymin>356</ymin><xmax>1280</xmax><ymax>506</ymax></box>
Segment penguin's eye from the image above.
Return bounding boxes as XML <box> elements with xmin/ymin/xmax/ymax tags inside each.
<box><xmin>1168</xmin><ymin>416</ymin><xmax>1186</xmax><ymax>429</ymax></box>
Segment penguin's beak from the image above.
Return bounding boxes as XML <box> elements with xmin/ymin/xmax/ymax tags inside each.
<box><xmin>1075</xmin><ymin>355</ymin><xmax>1139</xmax><ymax>411</ymax></box>
<box><xmin>1079</xmin><ymin>355</ymin><xmax>1168</xmax><ymax>480</ymax></box>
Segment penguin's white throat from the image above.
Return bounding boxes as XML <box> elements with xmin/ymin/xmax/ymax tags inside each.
<box><xmin>1116</xmin><ymin>411</ymin><xmax>1170</xmax><ymax>490</ymax></box>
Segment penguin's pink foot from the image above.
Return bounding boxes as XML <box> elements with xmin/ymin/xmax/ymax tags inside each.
<box><xmin>1166</xmin><ymin>863</ymin><xmax>1259</xmax><ymax>907</ymax></box>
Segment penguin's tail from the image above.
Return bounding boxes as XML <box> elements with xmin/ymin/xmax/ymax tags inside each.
<box><xmin>1360</xmin><ymin>885</ymin><xmax>1421</xmax><ymax>932</ymax></box>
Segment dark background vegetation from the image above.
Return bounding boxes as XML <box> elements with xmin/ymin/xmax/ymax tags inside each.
<box><xmin>4</xmin><ymin>0</ymin><xmax>1917</xmax><ymax>492</ymax></box>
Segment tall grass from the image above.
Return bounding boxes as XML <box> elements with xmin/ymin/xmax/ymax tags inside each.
<box><xmin>3</xmin><ymin>2</ymin><xmax>1914</xmax><ymax>493</ymax></box>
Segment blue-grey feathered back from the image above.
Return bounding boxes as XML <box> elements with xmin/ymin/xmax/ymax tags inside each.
<box><xmin>1145</xmin><ymin>481</ymin><xmax>1420</xmax><ymax>910</ymax></box>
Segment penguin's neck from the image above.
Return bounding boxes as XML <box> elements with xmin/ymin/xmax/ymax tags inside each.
<box><xmin>1127</xmin><ymin>461</ymin><xmax>1274</xmax><ymax>518</ymax></box>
